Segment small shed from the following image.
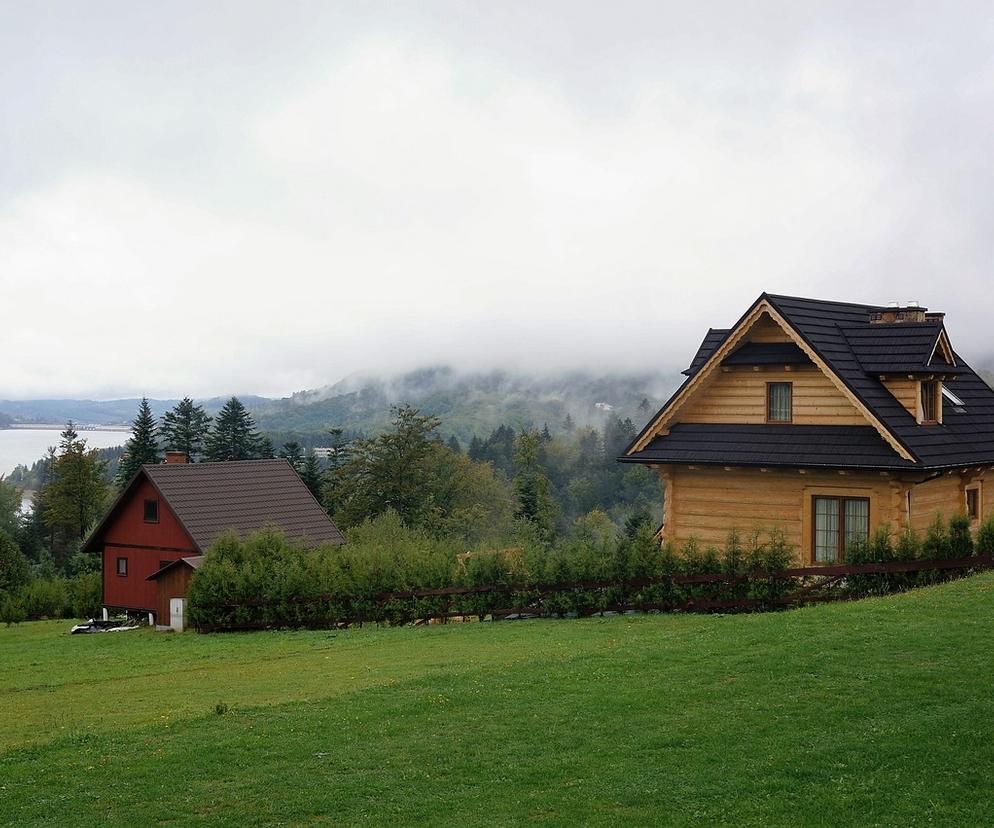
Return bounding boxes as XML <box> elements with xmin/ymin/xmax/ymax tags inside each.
<box><xmin>147</xmin><ymin>556</ymin><xmax>204</xmax><ymax>629</ymax></box>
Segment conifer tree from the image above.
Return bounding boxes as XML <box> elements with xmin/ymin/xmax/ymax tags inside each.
<box><xmin>299</xmin><ymin>451</ymin><xmax>324</xmax><ymax>500</ymax></box>
<box><xmin>467</xmin><ymin>435</ymin><xmax>485</xmax><ymax>462</ymax></box>
<box><xmin>322</xmin><ymin>428</ymin><xmax>352</xmax><ymax>517</ymax></box>
<box><xmin>203</xmin><ymin>397</ymin><xmax>265</xmax><ymax>461</ymax></box>
<box><xmin>279</xmin><ymin>441</ymin><xmax>305</xmax><ymax>472</ymax></box>
<box><xmin>512</xmin><ymin>430</ymin><xmax>558</xmax><ymax>543</ymax></box>
<box><xmin>115</xmin><ymin>398</ymin><xmax>161</xmax><ymax>487</ymax></box>
<box><xmin>446</xmin><ymin>435</ymin><xmax>462</xmax><ymax>455</ymax></box>
<box><xmin>257</xmin><ymin>435</ymin><xmax>275</xmax><ymax>460</ymax></box>
<box><xmin>160</xmin><ymin>397</ymin><xmax>211</xmax><ymax>461</ymax></box>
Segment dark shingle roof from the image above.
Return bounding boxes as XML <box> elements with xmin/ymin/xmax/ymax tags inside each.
<box><xmin>627</xmin><ymin>293</ymin><xmax>994</xmax><ymax>471</ymax></box>
<box><xmin>622</xmin><ymin>423</ymin><xmax>918</xmax><ymax>470</ymax></box>
<box><xmin>142</xmin><ymin>459</ymin><xmax>345</xmax><ymax>551</ymax></box>
<box><xmin>721</xmin><ymin>341</ymin><xmax>813</xmax><ymax>368</ymax></box>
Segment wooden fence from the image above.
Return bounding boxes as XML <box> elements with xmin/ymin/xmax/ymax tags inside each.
<box><xmin>193</xmin><ymin>554</ymin><xmax>994</xmax><ymax>632</ymax></box>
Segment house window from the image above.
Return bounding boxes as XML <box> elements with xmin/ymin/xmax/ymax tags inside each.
<box><xmin>116</xmin><ymin>557</ymin><xmax>128</xmax><ymax>577</ymax></box>
<box><xmin>966</xmin><ymin>486</ymin><xmax>981</xmax><ymax>522</ymax></box>
<box><xmin>921</xmin><ymin>381</ymin><xmax>940</xmax><ymax>423</ymax></box>
<box><xmin>143</xmin><ymin>498</ymin><xmax>159</xmax><ymax>523</ymax></box>
<box><xmin>813</xmin><ymin>496</ymin><xmax>870</xmax><ymax>563</ymax></box>
<box><xmin>767</xmin><ymin>382</ymin><xmax>793</xmax><ymax>422</ymax></box>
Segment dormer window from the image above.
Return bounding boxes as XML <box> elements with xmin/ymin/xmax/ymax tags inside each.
<box><xmin>766</xmin><ymin>382</ymin><xmax>793</xmax><ymax>422</ymax></box>
<box><xmin>920</xmin><ymin>380</ymin><xmax>941</xmax><ymax>424</ymax></box>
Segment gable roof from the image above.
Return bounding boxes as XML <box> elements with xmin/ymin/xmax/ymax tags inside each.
<box><xmin>84</xmin><ymin>459</ymin><xmax>345</xmax><ymax>554</ymax></box>
<box><xmin>625</xmin><ymin>293</ymin><xmax>994</xmax><ymax>471</ymax></box>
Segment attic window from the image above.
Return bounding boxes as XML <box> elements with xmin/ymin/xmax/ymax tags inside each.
<box><xmin>920</xmin><ymin>381</ymin><xmax>941</xmax><ymax>424</ymax></box>
<box><xmin>766</xmin><ymin>382</ymin><xmax>792</xmax><ymax>422</ymax></box>
<box><xmin>143</xmin><ymin>498</ymin><xmax>159</xmax><ymax>523</ymax></box>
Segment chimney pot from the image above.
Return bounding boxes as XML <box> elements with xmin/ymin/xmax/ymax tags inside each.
<box><xmin>164</xmin><ymin>451</ymin><xmax>189</xmax><ymax>464</ymax></box>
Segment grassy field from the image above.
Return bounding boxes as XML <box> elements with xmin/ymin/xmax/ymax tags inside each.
<box><xmin>2</xmin><ymin>577</ymin><xmax>994</xmax><ymax>826</ymax></box>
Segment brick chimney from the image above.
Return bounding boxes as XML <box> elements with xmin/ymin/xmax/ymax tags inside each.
<box><xmin>870</xmin><ymin>301</ymin><xmax>928</xmax><ymax>324</ymax></box>
<box><xmin>164</xmin><ymin>451</ymin><xmax>189</xmax><ymax>464</ymax></box>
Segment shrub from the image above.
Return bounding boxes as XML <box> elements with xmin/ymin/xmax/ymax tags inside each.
<box><xmin>976</xmin><ymin>514</ymin><xmax>994</xmax><ymax>557</ymax></box>
<box><xmin>922</xmin><ymin>515</ymin><xmax>951</xmax><ymax>560</ymax></box>
<box><xmin>948</xmin><ymin>513</ymin><xmax>974</xmax><ymax>558</ymax></box>
<box><xmin>69</xmin><ymin>572</ymin><xmax>103</xmax><ymax>619</ymax></box>
<box><xmin>20</xmin><ymin>578</ymin><xmax>69</xmax><ymax>620</ymax></box>
<box><xmin>0</xmin><ymin>530</ymin><xmax>31</xmax><ymax>595</ymax></box>
<box><xmin>0</xmin><ymin>594</ymin><xmax>26</xmax><ymax>626</ymax></box>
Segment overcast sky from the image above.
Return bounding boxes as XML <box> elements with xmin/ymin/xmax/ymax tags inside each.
<box><xmin>2</xmin><ymin>1</ymin><xmax>993</xmax><ymax>399</ymax></box>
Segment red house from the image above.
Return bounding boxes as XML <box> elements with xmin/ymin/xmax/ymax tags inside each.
<box><xmin>82</xmin><ymin>454</ymin><xmax>345</xmax><ymax>625</ymax></box>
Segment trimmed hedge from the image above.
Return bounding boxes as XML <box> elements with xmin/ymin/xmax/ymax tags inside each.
<box><xmin>187</xmin><ymin>513</ymin><xmax>797</xmax><ymax>630</ymax></box>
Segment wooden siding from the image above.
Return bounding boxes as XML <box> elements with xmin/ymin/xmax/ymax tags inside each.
<box><xmin>154</xmin><ymin>565</ymin><xmax>193</xmax><ymax>626</ymax></box>
<box><xmin>907</xmin><ymin>471</ymin><xmax>988</xmax><ymax>533</ymax></box>
<box><xmin>101</xmin><ymin>477</ymin><xmax>197</xmax><ymax>613</ymax></box>
<box><xmin>883</xmin><ymin>378</ymin><xmax>919</xmax><ymax>419</ymax></box>
<box><xmin>747</xmin><ymin>314</ymin><xmax>792</xmax><ymax>343</ymax></box>
<box><xmin>680</xmin><ymin>366</ymin><xmax>867</xmax><ymax>426</ymax></box>
<box><xmin>659</xmin><ymin>465</ymin><xmax>905</xmax><ymax>564</ymax></box>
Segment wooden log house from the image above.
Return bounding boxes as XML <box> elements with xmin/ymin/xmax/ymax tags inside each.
<box><xmin>621</xmin><ymin>294</ymin><xmax>994</xmax><ymax>564</ymax></box>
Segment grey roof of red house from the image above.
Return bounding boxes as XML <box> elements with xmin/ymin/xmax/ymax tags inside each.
<box><xmin>146</xmin><ymin>555</ymin><xmax>205</xmax><ymax>580</ymax></box>
<box><xmin>625</xmin><ymin>293</ymin><xmax>994</xmax><ymax>471</ymax></box>
<box><xmin>84</xmin><ymin>458</ymin><xmax>345</xmax><ymax>554</ymax></box>
<box><xmin>142</xmin><ymin>459</ymin><xmax>346</xmax><ymax>551</ymax></box>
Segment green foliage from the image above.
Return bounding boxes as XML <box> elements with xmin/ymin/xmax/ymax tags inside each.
<box><xmin>160</xmin><ymin>397</ymin><xmax>212</xmax><ymax>461</ymax></box>
<box><xmin>279</xmin><ymin>441</ymin><xmax>305</xmax><ymax>471</ymax></box>
<box><xmin>0</xmin><ymin>530</ymin><xmax>31</xmax><ymax>595</ymax></box>
<box><xmin>922</xmin><ymin>514</ymin><xmax>951</xmax><ymax>560</ymax></box>
<box><xmin>948</xmin><ymin>513</ymin><xmax>974</xmax><ymax>557</ymax></box>
<box><xmin>68</xmin><ymin>572</ymin><xmax>102</xmax><ymax>619</ymax></box>
<box><xmin>298</xmin><ymin>451</ymin><xmax>323</xmax><ymax>500</ymax></box>
<box><xmin>204</xmin><ymin>397</ymin><xmax>266</xmax><ymax>461</ymax></box>
<box><xmin>188</xmin><ymin>517</ymin><xmax>796</xmax><ymax>630</ymax></box>
<box><xmin>115</xmin><ymin>398</ymin><xmax>161</xmax><ymax>487</ymax></box>
<box><xmin>976</xmin><ymin>514</ymin><xmax>994</xmax><ymax>557</ymax></box>
<box><xmin>0</xmin><ymin>594</ymin><xmax>25</xmax><ymax>626</ymax></box>
<box><xmin>20</xmin><ymin>578</ymin><xmax>68</xmax><ymax>620</ymax></box>
<box><xmin>513</xmin><ymin>431</ymin><xmax>558</xmax><ymax>544</ymax></box>
<box><xmin>0</xmin><ymin>475</ymin><xmax>22</xmax><ymax>540</ymax></box>
<box><xmin>39</xmin><ymin>423</ymin><xmax>110</xmax><ymax>567</ymax></box>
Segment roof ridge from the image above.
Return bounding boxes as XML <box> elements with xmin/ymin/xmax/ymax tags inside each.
<box><xmin>763</xmin><ymin>292</ymin><xmax>887</xmax><ymax>311</ymax></box>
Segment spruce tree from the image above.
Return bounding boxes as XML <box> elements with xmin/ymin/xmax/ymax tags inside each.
<box><xmin>160</xmin><ymin>397</ymin><xmax>211</xmax><ymax>461</ymax></box>
<box><xmin>279</xmin><ymin>441</ymin><xmax>305</xmax><ymax>471</ymax></box>
<box><xmin>512</xmin><ymin>430</ymin><xmax>558</xmax><ymax>543</ymax></box>
<box><xmin>203</xmin><ymin>397</ymin><xmax>265</xmax><ymax>461</ymax></box>
<box><xmin>115</xmin><ymin>398</ymin><xmax>161</xmax><ymax>487</ymax></box>
<box><xmin>299</xmin><ymin>451</ymin><xmax>324</xmax><ymax>500</ymax></box>
<box><xmin>446</xmin><ymin>435</ymin><xmax>462</xmax><ymax>455</ymax></box>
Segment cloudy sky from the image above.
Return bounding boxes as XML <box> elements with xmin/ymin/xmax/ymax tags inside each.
<box><xmin>2</xmin><ymin>1</ymin><xmax>993</xmax><ymax>399</ymax></box>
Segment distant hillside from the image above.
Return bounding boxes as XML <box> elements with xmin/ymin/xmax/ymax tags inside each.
<box><xmin>0</xmin><ymin>396</ymin><xmax>271</xmax><ymax>427</ymax></box>
<box><xmin>252</xmin><ymin>366</ymin><xmax>678</xmax><ymax>443</ymax></box>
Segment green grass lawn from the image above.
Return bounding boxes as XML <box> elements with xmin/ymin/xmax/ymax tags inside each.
<box><xmin>2</xmin><ymin>577</ymin><xmax>994</xmax><ymax>827</ymax></box>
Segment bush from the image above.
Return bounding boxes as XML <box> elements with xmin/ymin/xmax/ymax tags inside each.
<box><xmin>948</xmin><ymin>514</ymin><xmax>974</xmax><ymax>558</ymax></box>
<box><xmin>976</xmin><ymin>514</ymin><xmax>994</xmax><ymax>557</ymax></box>
<box><xmin>0</xmin><ymin>594</ymin><xmax>26</xmax><ymax>626</ymax></box>
<box><xmin>20</xmin><ymin>578</ymin><xmax>69</xmax><ymax>620</ymax></box>
<box><xmin>0</xmin><ymin>530</ymin><xmax>31</xmax><ymax>595</ymax></box>
<box><xmin>69</xmin><ymin>572</ymin><xmax>102</xmax><ymax>619</ymax></box>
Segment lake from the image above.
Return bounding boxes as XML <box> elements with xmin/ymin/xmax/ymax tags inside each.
<box><xmin>0</xmin><ymin>428</ymin><xmax>127</xmax><ymax>478</ymax></box>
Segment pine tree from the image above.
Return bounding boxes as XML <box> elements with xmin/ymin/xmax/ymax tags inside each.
<box><xmin>279</xmin><ymin>441</ymin><xmax>305</xmax><ymax>472</ymax></box>
<box><xmin>322</xmin><ymin>428</ymin><xmax>352</xmax><ymax>516</ymax></box>
<box><xmin>160</xmin><ymin>397</ymin><xmax>211</xmax><ymax>461</ymax></box>
<box><xmin>257</xmin><ymin>435</ymin><xmax>275</xmax><ymax>459</ymax></box>
<box><xmin>467</xmin><ymin>435</ymin><xmax>485</xmax><ymax>462</ymax></box>
<box><xmin>512</xmin><ymin>431</ymin><xmax>557</xmax><ymax>543</ymax></box>
<box><xmin>203</xmin><ymin>397</ymin><xmax>265</xmax><ymax>461</ymax></box>
<box><xmin>446</xmin><ymin>435</ymin><xmax>462</xmax><ymax>455</ymax></box>
<box><xmin>115</xmin><ymin>398</ymin><xmax>161</xmax><ymax>487</ymax></box>
<box><xmin>563</xmin><ymin>413</ymin><xmax>575</xmax><ymax>433</ymax></box>
<box><xmin>299</xmin><ymin>451</ymin><xmax>324</xmax><ymax>500</ymax></box>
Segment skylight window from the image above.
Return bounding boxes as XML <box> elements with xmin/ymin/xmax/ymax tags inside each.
<box><xmin>942</xmin><ymin>386</ymin><xmax>965</xmax><ymax>407</ymax></box>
